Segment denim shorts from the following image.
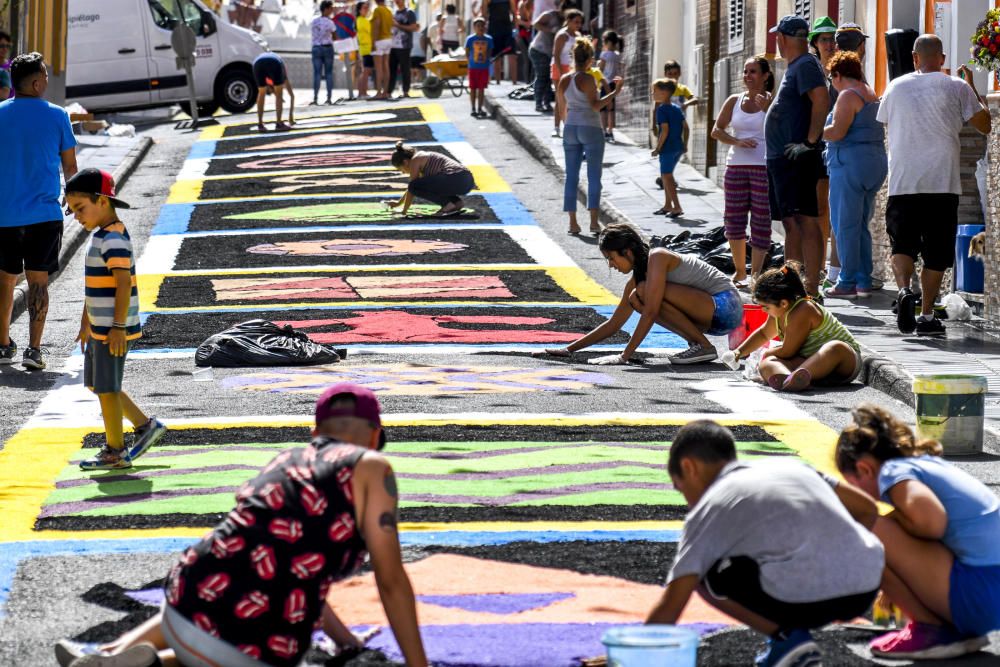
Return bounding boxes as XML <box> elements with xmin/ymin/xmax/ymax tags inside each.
<box><xmin>708</xmin><ymin>289</ymin><xmax>743</xmax><ymax>335</ymax></box>
<box><xmin>949</xmin><ymin>559</ymin><xmax>1000</xmax><ymax>637</ymax></box>
<box><xmin>658</xmin><ymin>150</ymin><xmax>683</xmax><ymax>174</ymax></box>
<box><xmin>84</xmin><ymin>339</ymin><xmax>131</xmax><ymax>394</ymax></box>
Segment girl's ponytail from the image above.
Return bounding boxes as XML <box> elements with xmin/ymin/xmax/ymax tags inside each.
<box><xmin>836</xmin><ymin>404</ymin><xmax>943</xmax><ymax>474</ymax></box>
<box><xmin>391</xmin><ymin>141</ymin><xmax>417</xmax><ymax>168</ymax></box>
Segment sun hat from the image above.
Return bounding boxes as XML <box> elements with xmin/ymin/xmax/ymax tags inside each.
<box><xmin>836</xmin><ymin>22</ymin><xmax>869</xmax><ymax>51</ymax></box>
<box><xmin>808</xmin><ymin>16</ymin><xmax>838</xmax><ymax>42</ymax></box>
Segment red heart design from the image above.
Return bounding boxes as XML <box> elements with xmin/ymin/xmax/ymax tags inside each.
<box><xmin>260</xmin><ymin>483</ymin><xmax>286</xmax><ymax>511</ymax></box>
<box><xmin>301</xmin><ymin>483</ymin><xmax>328</xmax><ymax>516</ymax></box>
<box><xmin>210</xmin><ymin>535</ymin><xmax>246</xmax><ymax>559</ymax></box>
<box><xmin>250</xmin><ymin>544</ymin><xmax>276</xmax><ymax>581</ymax></box>
<box><xmin>234</xmin><ymin>590</ymin><xmax>270</xmax><ymax>619</ymax></box>
<box><xmin>328</xmin><ymin>512</ymin><xmax>355</xmax><ymax>542</ymax></box>
<box><xmin>284</xmin><ymin>588</ymin><xmax>308</xmax><ymax>624</ymax></box>
<box><xmin>197</xmin><ymin>572</ymin><xmax>231</xmax><ymax>602</ymax></box>
<box><xmin>269</xmin><ymin>518</ymin><xmax>303</xmax><ymax>543</ymax></box>
<box><xmin>267</xmin><ymin>635</ymin><xmax>300</xmax><ymax>660</ymax></box>
<box><xmin>290</xmin><ymin>552</ymin><xmax>326</xmax><ymax>580</ymax></box>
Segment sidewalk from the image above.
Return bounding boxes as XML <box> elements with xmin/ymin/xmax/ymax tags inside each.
<box><xmin>10</xmin><ymin>134</ymin><xmax>153</xmax><ymax>322</ymax></box>
<box><xmin>485</xmin><ymin>83</ymin><xmax>1000</xmax><ymax>435</ymax></box>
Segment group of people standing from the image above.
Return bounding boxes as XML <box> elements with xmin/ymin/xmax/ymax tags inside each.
<box><xmin>715</xmin><ymin>15</ymin><xmax>990</xmax><ymax>338</ymax></box>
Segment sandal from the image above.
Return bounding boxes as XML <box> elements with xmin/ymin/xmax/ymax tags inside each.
<box><xmin>732</xmin><ymin>278</ymin><xmax>749</xmax><ymax>290</ymax></box>
<box><xmin>782</xmin><ymin>368</ymin><xmax>812</xmax><ymax>392</ymax></box>
<box><xmin>667</xmin><ymin>210</ymin><xmax>685</xmax><ymax>218</ymax></box>
<box><xmin>767</xmin><ymin>374</ymin><xmax>788</xmax><ymax>391</ymax></box>
<box><xmin>653</xmin><ymin>207</ymin><xmax>670</xmax><ymax>215</ymax></box>
<box><xmin>590</xmin><ymin>224</ymin><xmax>601</xmax><ymax>235</ymax></box>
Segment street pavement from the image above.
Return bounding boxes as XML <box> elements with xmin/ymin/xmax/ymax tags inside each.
<box><xmin>0</xmin><ymin>91</ymin><xmax>997</xmax><ymax>665</ymax></box>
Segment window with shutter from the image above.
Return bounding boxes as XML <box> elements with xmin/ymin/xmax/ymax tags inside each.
<box><xmin>728</xmin><ymin>0</ymin><xmax>744</xmax><ymax>53</ymax></box>
<box><xmin>794</xmin><ymin>0</ymin><xmax>812</xmax><ymax>22</ymax></box>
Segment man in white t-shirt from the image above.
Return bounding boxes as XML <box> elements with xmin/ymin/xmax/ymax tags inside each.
<box><xmin>877</xmin><ymin>34</ymin><xmax>990</xmax><ymax>336</ymax></box>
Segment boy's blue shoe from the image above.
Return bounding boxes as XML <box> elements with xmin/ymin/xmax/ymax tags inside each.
<box><xmin>128</xmin><ymin>418</ymin><xmax>166</xmax><ymax>462</ymax></box>
<box><xmin>756</xmin><ymin>629</ymin><xmax>822</xmax><ymax>667</ymax></box>
<box><xmin>79</xmin><ymin>445</ymin><xmax>132</xmax><ymax>471</ymax></box>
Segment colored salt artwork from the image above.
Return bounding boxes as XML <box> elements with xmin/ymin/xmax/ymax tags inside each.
<box><xmin>246</xmin><ymin>238</ymin><xmax>468</xmax><ymax>257</ymax></box>
<box><xmin>36</xmin><ymin>424</ymin><xmax>791</xmax><ymax>530</ymax></box>
<box><xmin>136</xmin><ymin>307</ymin><xmax>622</xmax><ymax>349</ymax></box>
<box><xmin>223</xmin><ymin>202</ymin><xmax>478</xmax><ymax>225</ymax></box>
<box><xmin>213</xmin><ymin>123</ymin><xmax>435</xmax><ymax>156</ymax></box>
<box><xmin>169</xmin><ymin>229</ymin><xmax>530</xmax><ymax>270</ymax></box>
<box><xmin>221</xmin><ymin>363</ymin><xmax>614</xmax><ymax>394</ymax></box>
<box><xmin>219</xmin><ymin>108</ymin><xmax>422</xmax><ymax>137</ymax></box>
<box><xmin>198</xmin><ymin>172</ymin><xmax>408</xmax><ymax>200</ymax></box>
<box><xmin>153</xmin><ymin>270</ymin><xmax>579</xmax><ymax>309</ymax></box>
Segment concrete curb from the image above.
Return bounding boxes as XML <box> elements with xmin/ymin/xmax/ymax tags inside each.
<box><xmin>483</xmin><ymin>91</ymin><xmax>633</xmax><ymax>229</ymax></box>
<box><xmin>10</xmin><ymin>136</ymin><xmax>154</xmax><ymax>324</ymax></box>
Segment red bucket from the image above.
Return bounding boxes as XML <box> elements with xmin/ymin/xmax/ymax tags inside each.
<box><xmin>727</xmin><ymin>303</ymin><xmax>771</xmax><ymax>349</ymax></box>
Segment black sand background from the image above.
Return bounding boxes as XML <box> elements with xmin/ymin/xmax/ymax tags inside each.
<box><xmin>186</xmin><ymin>195</ymin><xmax>497</xmax><ymax>232</ymax></box>
<box><xmin>204</xmin><ymin>145</ymin><xmax>461</xmax><ymax>177</ymax></box>
<box><xmin>154</xmin><ymin>269</ymin><xmax>582</xmax><ymax>308</ymax></box>
<box><xmin>220</xmin><ymin>107</ymin><xmax>426</xmax><ymax>137</ymax></box>
<box><xmin>213</xmin><ymin>124</ymin><xmax>437</xmax><ymax>156</ymax></box>
<box><xmin>198</xmin><ymin>171</ymin><xmax>410</xmax><ymax>200</ymax></box>
<box><xmin>170</xmin><ymin>228</ymin><xmax>529</xmax><ymax>270</ymax></box>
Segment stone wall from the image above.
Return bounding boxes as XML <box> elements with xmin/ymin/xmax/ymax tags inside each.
<box><xmin>983</xmin><ymin>94</ymin><xmax>1000</xmax><ymax>324</ymax></box>
<box><xmin>606</xmin><ymin>0</ymin><xmax>655</xmax><ymax>146</ymax></box>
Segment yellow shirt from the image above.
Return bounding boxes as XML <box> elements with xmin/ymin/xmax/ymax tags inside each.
<box><xmin>373</xmin><ymin>4</ymin><xmax>394</xmax><ymax>41</ymax></box>
<box><xmin>674</xmin><ymin>82</ymin><xmax>694</xmax><ymax>100</ymax></box>
<box><xmin>357</xmin><ymin>15</ymin><xmax>372</xmax><ymax>55</ymax></box>
<box><xmin>588</xmin><ymin>67</ymin><xmax>604</xmax><ymax>86</ymax></box>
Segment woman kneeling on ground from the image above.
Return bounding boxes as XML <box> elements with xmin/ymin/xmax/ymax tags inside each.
<box><xmin>539</xmin><ymin>223</ymin><xmax>742</xmax><ymax>365</ymax></box>
<box><xmin>388</xmin><ymin>141</ymin><xmax>476</xmax><ymax>216</ymax></box>
<box><xmin>836</xmin><ymin>405</ymin><xmax>1000</xmax><ymax>660</ymax></box>
<box><xmin>725</xmin><ymin>262</ymin><xmax>860</xmax><ymax>391</ymax></box>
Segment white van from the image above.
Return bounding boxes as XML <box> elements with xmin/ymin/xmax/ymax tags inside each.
<box><xmin>67</xmin><ymin>0</ymin><xmax>268</xmax><ymax>115</ymax></box>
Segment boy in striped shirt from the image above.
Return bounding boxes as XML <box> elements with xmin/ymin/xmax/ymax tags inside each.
<box><xmin>65</xmin><ymin>169</ymin><xmax>166</xmax><ymax>471</ymax></box>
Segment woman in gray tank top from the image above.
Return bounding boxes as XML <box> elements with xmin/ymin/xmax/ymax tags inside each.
<box><xmin>555</xmin><ymin>35</ymin><xmax>622</xmax><ymax>235</ymax></box>
<box><xmin>538</xmin><ymin>224</ymin><xmax>742</xmax><ymax>365</ymax></box>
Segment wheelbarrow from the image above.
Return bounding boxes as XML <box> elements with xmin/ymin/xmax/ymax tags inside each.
<box><xmin>422</xmin><ymin>54</ymin><xmax>469</xmax><ymax>98</ymax></box>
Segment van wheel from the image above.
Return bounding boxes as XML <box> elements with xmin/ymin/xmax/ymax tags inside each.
<box><xmin>179</xmin><ymin>100</ymin><xmax>221</xmax><ymax>118</ymax></box>
<box><xmin>216</xmin><ymin>67</ymin><xmax>256</xmax><ymax>113</ymax></box>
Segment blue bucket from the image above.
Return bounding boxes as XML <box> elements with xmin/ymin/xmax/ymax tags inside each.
<box><xmin>602</xmin><ymin>625</ymin><xmax>698</xmax><ymax>667</ymax></box>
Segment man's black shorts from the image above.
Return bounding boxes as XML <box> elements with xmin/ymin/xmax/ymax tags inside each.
<box><xmin>703</xmin><ymin>556</ymin><xmax>877</xmax><ymax>630</ymax></box>
<box><xmin>885</xmin><ymin>193</ymin><xmax>960</xmax><ymax>272</ymax></box>
<box><xmin>767</xmin><ymin>153</ymin><xmax>822</xmax><ymax>221</ymax></box>
<box><xmin>362</xmin><ymin>54</ymin><xmax>374</xmax><ymax>68</ymax></box>
<box><xmin>252</xmin><ymin>57</ymin><xmax>286</xmax><ymax>87</ymax></box>
<box><xmin>0</xmin><ymin>220</ymin><xmax>63</xmax><ymax>275</ymax></box>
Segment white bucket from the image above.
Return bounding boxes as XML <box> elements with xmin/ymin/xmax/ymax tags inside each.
<box><xmin>911</xmin><ymin>374</ymin><xmax>988</xmax><ymax>455</ymax></box>
<box><xmin>602</xmin><ymin>625</ymin><xmax>698</xmax><ymax>667</ymax></box>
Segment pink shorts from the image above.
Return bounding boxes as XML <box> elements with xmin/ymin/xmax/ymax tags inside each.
<box><xmin>468</xmin><ymin>68</ymin><xmax>489</xmax><ymax>90</ymax></box>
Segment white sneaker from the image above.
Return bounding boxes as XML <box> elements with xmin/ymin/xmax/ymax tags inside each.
<box><xmin>68</xmin><ymin>644</ymin><xmax>159</xmax><ymax>667</ymax></box>
<box><xmin>669</xmin><ymin>344</ymin><xmax>718</xmax><ymax>365</ymax></box>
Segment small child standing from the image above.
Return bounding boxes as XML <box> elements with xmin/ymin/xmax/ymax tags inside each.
<box><xmin>835</xmin><ymin>405</ymin><xmax>1000</xmax><ymax>659</ymax></box>
<box><xmin>647</xmin><ymin>420</ymin><xmax>883</xmax><ymax>667</ymax></box>
<box><xmin>726</xmin><ymin>263</ymin><xmax>861</xmax><ymax>392</ymax></box>
<box><xmin>598</xmin><ymin>31</ymin><xmax>622</xmax><ymax>141</ymax></box>
<box><xmin>66</xmin><ymin>169</ymin><xmax>166</xmax><ymax>471</ymax></box>
<box><xmin>663</xmin><ymin>59</ymin><xmax>698</xmax><ymax>109</ymax></box>
<box><xmin>651</xmin><ymin>78</ymin><xmax>686</xmax><ymax>217</ymax></box>
<box><xmin>465</xmin><ymin>17</ymin><xmax>493</xmax><ymax>117</ymax></box>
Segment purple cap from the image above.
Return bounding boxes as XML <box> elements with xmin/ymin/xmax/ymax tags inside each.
<box><xmin>315</xmin><ymin>383</ymin><xmax>385</xmax><ymax>446</ymax></box>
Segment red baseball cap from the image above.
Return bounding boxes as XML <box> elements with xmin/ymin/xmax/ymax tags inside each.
<box><xmin>64</xmin><ymin>168</ymin><xmax>132</xmax><ymax>209</ymax></box>
<box><xmin>315</xmin><ymin>383</ymin><xmax>386</xmax><ymax>447</ymax></box>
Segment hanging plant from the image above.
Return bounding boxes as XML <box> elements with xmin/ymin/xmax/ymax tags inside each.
<box><xmin>970</xmin><ymin>9</ymin><xmax>1000</xmax><ymax>70</ymax></box>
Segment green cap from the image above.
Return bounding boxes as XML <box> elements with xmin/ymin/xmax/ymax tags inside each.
<box><xmin>807</xmin><ymin>16</ymin><xmax>837</xmax><ymax>42</ymax></box>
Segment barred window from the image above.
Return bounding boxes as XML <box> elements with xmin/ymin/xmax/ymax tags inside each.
<box><xmin>728</xmin><ymin>0</ymin><xmax>744</xmax><ymax>53</ymax></box>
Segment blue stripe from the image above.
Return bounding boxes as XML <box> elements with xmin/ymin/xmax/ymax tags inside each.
<box><xmin>428</xmin><ymin>122</ymin><xmax>465</xmax><ymax>143</ymax></box>
<box><xmin>0</xmin><ymin>530</ymin><xmax>680</xmax><ymax>615</ymax></box>
<box><xmin>189</xmin><ymin>141</ymin><xmax>218</xmax><ymax>159</ymax></box>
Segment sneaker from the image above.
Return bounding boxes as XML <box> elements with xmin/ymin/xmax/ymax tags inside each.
<box><xmin>67</xmin><ymin>644</ymin><xmax>160</xmax><ymax>667</ymax></box>
<box><xmin>551</xmin><ymin>128</ymin><xmax>561</xmax><ymax>137</ymax></box>
<box><xmin>820</xmin><ymin>277</ymin><xmax>834</xmax><ymax>291</ymax></box>
<box><xmin>128</xmin><ymin>418</ymin><xmax>167</xmax><ymax>462</ymax></box>
<box><xmin>823</xmin><ymin>285</ymin><xmax>857</xmax><ymax>299</ymax></box>
<box><xmin>670</xmin><ymin>344</ymin><xmax>718</xmax><ymax>365</ymax></box>
<box><xmin>856</xmin><ymin>287</ymin><xmax>872</xmax><ymax>298</ymax></box>
<box><xmin>756</xmin><ymin>629</ymin><xmax>822</xmax><ymax>667</ymax></box>
<box><xmin>79</xmin><ymin>445</ymin><xmax>132</xmax><ymax>471</ymax></box>
<box><xmin>56</xmin><ymin>639</ymin><xmax>103</xmax><ymax>666</ymax></box>
<box><xmin>916</xmin><ymin>316</ymin><xmax>946</xmax><ymax>337</ymax></box>
<box><xmin>0</xmin><ymin>338</ymin><xmax>16</xmax><ymax>365</ymax></box>
<box><xmin>897</xmin><ymin>288</ymin><xmax>917</xmax><ymax>334</ymax></box>
<box><xmin>870</xmin><ymin>276</ymin><xmax>884</xmax><ymax>290</ymax></box>
<box><xmin>870</xmin><ymin>621</ymin><xmax>988</xmax><ymax>660</ymax></box>
<box><xmin>22</xmin><ymin>346</ymin><xmax>45</xmax><ymax>370</ymax></box>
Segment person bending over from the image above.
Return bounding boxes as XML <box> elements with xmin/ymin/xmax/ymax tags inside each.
<box><xmin>56</xmin><ymin>384</ymin><xmax>428</xmax><ymax>667</ymax></box>
<box><xmin>836</xmin><ymin>405</ymin><xmax>1000</xmax><ymax>660</ymax></box>
<box><xmin>388</xmin><ymin>141</ymin><xmax>476</xmax><ymax>216</ymax></box>
<box><xmin>539</xmin><ymin>223</ymin><xmax>741</xmax><ymax>365</ymax></box>
<box><xmin>646</xmin><ymin>420</ymin><xmax>883</xmax><ymax>667</ymax></box>
<box><xmin>725</xmin><ymin>262</ymin><xmax>860</xmax><ymax>392</ymax></box>
<box><xmin>252</xmin><ymin>52</ymin><xmax>295</xmax><ymax>132</ymax></box>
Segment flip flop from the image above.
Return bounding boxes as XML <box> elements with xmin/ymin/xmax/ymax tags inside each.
<box><xmin>767</xmin><ymin>374</ymin><xmax>788</xmax><ymax>391</ymax></box>
<box><xmin>653</xmin><ymin>207</ymin><xmax>669</xmax><ymax>215</ymax></box>
<box><xmin>590</xmin><ymin>225</ymin><xmax>601</xmax><ymax>235</ymax></box>
<box><xmin>732</xmin><ymin>278</ymin><xmax>749</xmax><ymax>290</ymax></box>
<box><xmin>667</xmin><ymin>211</ymin><xmax>684</xmax><ymax>218</ymax></box>
<box><xmin>782</xmin><ymin>368</ymin><xmax>812</xmax><ymax>392</ymax></box>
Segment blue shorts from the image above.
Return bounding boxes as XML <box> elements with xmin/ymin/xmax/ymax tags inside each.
<box><xmin>708</xmin><ymin>289</ymin><xmax>743</xmax><ymax>336</ymax></box>
<box><xmin>949</xmin><ymin>559</ymin><xmax>1000</xmax><ymax>636</ymax></box>
<box><xmin>658</xmin><ymin>150</ymin><xmax>683</xmax><ymax>174</ymax></box>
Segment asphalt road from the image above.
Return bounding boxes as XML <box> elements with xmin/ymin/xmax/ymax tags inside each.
<box><xmin>1</xmin><ymin>94</ymin><xmax>998</xmax><ymax>666</ymax></box>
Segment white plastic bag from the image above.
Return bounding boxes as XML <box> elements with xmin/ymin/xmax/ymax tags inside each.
<box><xmin>742</xmin><ymin>349</ymin><xmax>764</xmax><ymax>383</ymax></box>
<box><xmin>107</xmin><ymin>124</ymin><xmax>136</xmax><ymax>137</ymax></box>
<box><xmin>942</xmin><ymin>293</ymin><xmax>972</xmax><ymax>321</ymax></box>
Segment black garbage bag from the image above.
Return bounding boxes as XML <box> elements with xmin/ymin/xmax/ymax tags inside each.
<box><xmin>195</xmin><ymin>320</ymin><xmax>341</xmax><ymax>367</ymax></box>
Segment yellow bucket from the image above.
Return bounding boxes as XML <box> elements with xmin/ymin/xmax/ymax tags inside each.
<box><xmin>911</xmin><ymin>374</ymin><xmax>988</xmax><ymax>455</ymax></box>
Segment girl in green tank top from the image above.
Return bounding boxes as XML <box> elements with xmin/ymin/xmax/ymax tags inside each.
<box><xmin>728</xmin><ymin>263</ymin><xmax>861</xmax><ymax>392</ymax></box>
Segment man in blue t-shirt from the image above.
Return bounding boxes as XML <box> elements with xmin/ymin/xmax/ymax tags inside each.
<box><xmin>0</xmin><ymin>53</ymin><xmax>78</xmax><ymax>370</ymax></box>
<box><xmin>763</xmin><ymin>15</ymin><xmax>829</xmax><ymax>297</ymax></box>
<box><xmin>465</xmin><ymin>18</ymin><xmax>493</xmax><ymax>117</ymax></box>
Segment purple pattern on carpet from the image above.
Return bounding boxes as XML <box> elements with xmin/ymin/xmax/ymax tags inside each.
<box><xmin>416</xmin><ymin>592</ymin><xmax>575</xmax><ymax>614</ymax></box>
<box><xmin>56</xmin><ymin>464</ymin><xmax>261</xmax><ymax>489</ymax></box>
<box><xmin>401</xmin><ymin>482</ymin><xmax>666</xmax><ymax>506</ymax></box>
<box><xmin>364</xmin><ymin>622</ymin><xmax>728</xmax><ymax>667</ymax></box>
<box><xmin>125</xmin><ymin>588</ymin><xmax>166</xmax><ymax>607</ymax></box>
<box><xmin>389</xmin><ymin>442</ymin><xmax>671</xmax><ymax>460</ymax></box>
<box><xmin>39</xmin><ymin>485</ymin><xmax>237</xmax><ymax>518</ymax></box>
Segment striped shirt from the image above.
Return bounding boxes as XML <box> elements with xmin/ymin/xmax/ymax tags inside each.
<box><xmin>85</xmin><ymin>222</ymin><xmax>141</xmax><ymax>341</ymax></box>
<box><xmin>777</xmin><ymin>298</ymin><xmax>858</xmax><ymax>357</ymax></box>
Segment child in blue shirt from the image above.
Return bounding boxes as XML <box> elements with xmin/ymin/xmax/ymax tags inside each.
<box><xmin>465</xmin><ymin>17</ymin><xmax>493</xmax><ymax>117</ymax></box>
<box><xmin>836</xmin><ymin>404</ymin><xmax>1000</xmax><ymax>660</ymax></box>
<box><xmin>651</xmin><ymin>78</ymin><xmax>686</xmax><ymax>218</ymax></box>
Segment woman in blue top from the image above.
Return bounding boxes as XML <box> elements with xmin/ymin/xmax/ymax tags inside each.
<box><xmin>836</xmin><ymin>404</ymin><xmax>1000</xmax><ymax>660</ymax></box>
<box><xmin>821</xmin><ymin>51</ymin><xmax>886</xmax><ymax>300</ymax></box>
<box><xmin>651</xmin><ymin>78</ymin><xmax>687</xmax><ymax>217</ymax></box>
